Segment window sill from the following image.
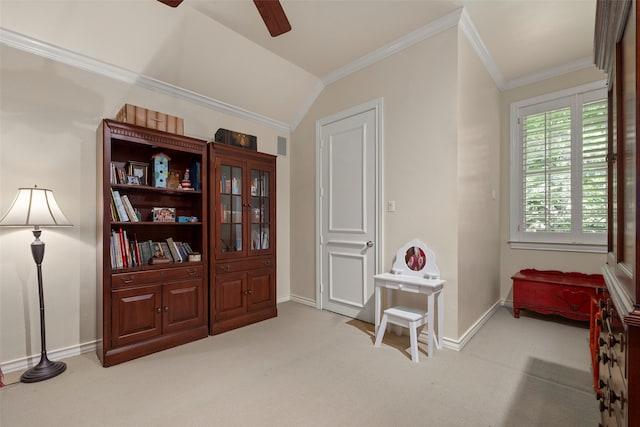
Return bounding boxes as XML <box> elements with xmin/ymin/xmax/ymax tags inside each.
<box><xmin>509</xmin><ymin>241</ymin><xmax>607</xmax><ymax>253</ymax></box>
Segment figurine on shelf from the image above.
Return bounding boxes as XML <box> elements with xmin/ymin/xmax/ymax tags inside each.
<box><xmin>181</xmin><ymin>168</ymin><xmax>192</xmax><ymax>189</ymax></box>
<box><xmin>167</xmin><ymin>172</ymin><xmax>180</xmax><ymax>190</ymax></box>
<box><xmin>151</xmin><ymin>152</ymin><xmax>170</xmax><ymax>188</ymax></box>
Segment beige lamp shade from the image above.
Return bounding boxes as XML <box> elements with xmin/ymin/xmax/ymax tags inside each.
<box><xmin>0</xmin><ymin>187</ymin><xmax>72</xmax><ymax>227</ymax></box>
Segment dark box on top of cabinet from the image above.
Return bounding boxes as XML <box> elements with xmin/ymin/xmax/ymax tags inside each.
<box><xmin>214</xmin><ymin>128</ymin><xmax>257</xmax><ymax>151</ymax></box>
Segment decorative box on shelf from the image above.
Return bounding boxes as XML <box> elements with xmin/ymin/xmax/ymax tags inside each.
<box><xmin>116</xmin><ymin>104</ymin><xmax>184</xmax><ymax>135</ymax></box>
<box><xmin>511</xmin><ymin>269</ymin><xmax>606</xmax><ymax>321</ymax></box>
<box><xmin>214</xmin><ymin>128</ymin><xmax>257</xmax><ymax>151</ymax></box>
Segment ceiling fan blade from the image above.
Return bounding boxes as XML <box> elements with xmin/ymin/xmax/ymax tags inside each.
<box><xmin>158</xmin><ymin>0</ymin><xmax>184</xmax><ymax>7</ymax></box>
<box><xmin>253</xmin><ymin>0</ymin><xmax>291</xmax><ymax>37</ymax></box>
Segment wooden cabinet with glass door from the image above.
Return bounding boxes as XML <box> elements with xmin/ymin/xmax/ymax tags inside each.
<box><xmin>209</xmin><ymin>142</ymin><xmax>277</xmax><ymax>334</ymax></box>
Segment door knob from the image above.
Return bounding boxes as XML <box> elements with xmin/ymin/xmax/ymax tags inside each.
<box><xmin>367</xmin><ymin>241</ymin><xmax>374</xmax><ymax>248</ymax></box>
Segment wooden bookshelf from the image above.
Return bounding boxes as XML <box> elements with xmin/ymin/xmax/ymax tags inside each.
<box><xmin>96</xmin><ymin>119</ymin><xmax>208</xmax><ymax>366</ymax></box>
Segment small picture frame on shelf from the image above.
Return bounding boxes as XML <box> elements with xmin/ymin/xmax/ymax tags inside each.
<box><xmin>152</xmin><ymin>207</ymin><xmax>176</xmax><ymax>222</ymax></box>
<box><xmin>126</xmin><ymin>175</ymin><xmax>140</xmax><ymax>185</ymax></box>
<box><xmin>127</xmin><ymin>161</ymin><xmax>149</xmax><ymax>186</ymax></box>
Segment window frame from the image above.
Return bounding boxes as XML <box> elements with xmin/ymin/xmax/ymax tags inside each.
<box><xmin>509</xmin><ymin>80</ymin><xmax>608</xmax><ymax>253</ymax></box>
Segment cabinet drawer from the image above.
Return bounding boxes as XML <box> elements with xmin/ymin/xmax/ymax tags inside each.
<box><xmin>385</xmin><ymin>282</ymin><xmax>420</xmax><ymax>293</ymax></box>
<box><xmin>215</xmin><ymin>258</ymin><xmax>273</xmax><ymax>274</ymax></box>
<box><xmin>112</xmin><ymin>270</ymin><xmax>165</xmax><ymax>288</ymax></box>
<box><xmin>112</xmin><ymin>265</ymin><xmax>203</xmax><ymax>289</ymax></box>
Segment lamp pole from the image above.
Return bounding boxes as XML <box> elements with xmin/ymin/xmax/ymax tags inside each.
<box><xmin>20</xmin><ymin>227</ymin><xmax>66</xmax><ymax>383</ymax></box>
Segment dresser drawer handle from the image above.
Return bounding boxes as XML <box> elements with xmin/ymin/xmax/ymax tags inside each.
<box><xmin>119</xmin><ymin>276</ymin><xmax>135</xmax><ymax>284</ymax></box>
<box><xmin>264</xmin><ymin>260</ymin><xmax>272</xmax><ymax>266</ymax></box>
<box><xmin>186</xmin><ymin>269</ymin><xmax>197</xmax><ymax>276</ymax></box>
<box><xmin>220</xmin><ymin>265</ymin><xmax>230</xmax><ymax>272</ymax></box>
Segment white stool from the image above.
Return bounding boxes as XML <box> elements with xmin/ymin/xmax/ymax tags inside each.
<box><xmin>374</xmin><ymin>305</ymin><xmax>428</xmax><ymax>363</ymax></box>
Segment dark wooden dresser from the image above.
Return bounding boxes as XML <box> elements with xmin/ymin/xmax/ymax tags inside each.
<box><xmin>594</xmin><ymin>1</ymin><xmax>640</xmax><ymax>425</ymax></box>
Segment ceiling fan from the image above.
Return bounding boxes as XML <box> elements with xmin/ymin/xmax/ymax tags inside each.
<box><xmin>157</xmin><ymin>0</ymin><xmax>292</xmax><ymax>37</ymax></box>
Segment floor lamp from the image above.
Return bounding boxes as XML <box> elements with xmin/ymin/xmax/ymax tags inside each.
<box><xmin>0</xmin><ymin>186</ymin><xmax>72</xmax><ymax>382</ymax></box>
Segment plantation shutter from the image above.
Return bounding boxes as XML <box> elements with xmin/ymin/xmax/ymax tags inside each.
<box><xmin>521</xmin><ymin>106</ymin><xmax>572</xmax><ymax>233</ymax></box>
<box><xmin>581</xmin><ymin>99</ymin><xmax>608</xmax><ymax>234</ymax></box>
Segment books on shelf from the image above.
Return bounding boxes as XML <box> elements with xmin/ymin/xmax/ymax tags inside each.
<box><xmin>109</xmin><ymin>190</ymin><xmax>140</xmax><ymax>223</ymax></box>
<box><xmin>166</xmin><ymin>237</ymin><xmax>183</xmax><ymax>262</ymax></box>
<box><xmin>110</xmin><ymin>229</ymin><xmax>199</xmax><ymax>269</ymax></box>
<box><xmin>121</xmin><ymin>195</ymin><xmax>139</xmax><ymax>222</ymax></box>
<box><xmin>111</xmin><ymin>189</ymin><xmax>129</xmax><ymax>222</ymax></box>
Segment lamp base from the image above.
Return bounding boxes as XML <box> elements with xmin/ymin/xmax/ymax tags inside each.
<box><xmin>20</xmin><ymin>357</ymin><xmax>66</xmax><ymax>383</ymax></box>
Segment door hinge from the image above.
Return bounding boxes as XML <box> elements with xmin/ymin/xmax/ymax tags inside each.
<box><xmin>606</xmin><ymin>152</ymin><xmax>617</xmax><ymax>163</ymax></box>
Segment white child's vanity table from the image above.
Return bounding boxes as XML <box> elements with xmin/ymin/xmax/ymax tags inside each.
<box><xmin>373</xmin><ymin>239</ymin><xmax>445</xmax><ymax>362</ymax></box>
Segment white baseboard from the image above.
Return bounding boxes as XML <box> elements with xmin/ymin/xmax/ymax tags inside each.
<box><xmin>2</xmin><ymin>340</ymin><xmax>98</xmax><ymax>374</ymax></box>
<box><xmin>440</xmin><ymin>299</ymin><xmax>503</xmax><ymax>351</ymax></box>
<box><xmin>277</xmin><ymin>295</ymin><xmax>291</xmax><ymax>304</ymax></box>
<box><xmin>288</xmin><ymin>294</ymin><xmax>316</xmax><ymax>307</ymax></box>
<box><xmin>501</xmin><ymin>299</ymin><xmax>514</xmax><ymax>308</ymax></box>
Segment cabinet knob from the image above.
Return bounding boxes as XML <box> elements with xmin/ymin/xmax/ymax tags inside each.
<box><xmin>609</xmin><ymin>390</ymin><xmax>620</xmax><ymax>404</ymax></box>
<box><xmin>598</xmin><ymin>399</ymin><xmax>607</xmax><ymax>413</ymax></box>
<box><xmin>264</xmin><ymin>259</ymin><xmax>272</xmax><ymax>266</ymax></box>
<box><xmin>609</xmin><ymin>333</ymin><xmax>623</xmax><ymax>350</ymax></box>
<box><xmin>164</xmin><ymin>306</ymin><xmax>169</xmax><ymax>312</ymax></box>
<box><xmin>156</xmin><ymin>307</ymin><xmax>162</xmax><ymax>313</ymax></box>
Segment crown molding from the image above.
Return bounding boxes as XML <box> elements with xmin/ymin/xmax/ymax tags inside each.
<box><xmin>457</xmin><ymin>10</ymin><xmax>596</xmax><ymax>91</ymax></box>
<box><xmin>459</xmin><ymin>8</ymin><xmax>506</xmax><ymax>90</ymax></box>
<box><xmin>321</xmin><ymin>8</ymin><xmax>464</xmax><ymax>87</ymax></box>
<box><xmin>501</xmin><ymin>56</ymin><xmax>596</xmax><ymax>91</ymax></box>
<box><xmin>0</xmin><ymin>27</ymin><xmax>290</xmax><ymax>133</ymax></box>
<box><xmin>290</xmin><ymin>80</ymin><xmax>325</xmax><ymax>132</ymax></box>
<box><xmin>292</xmin><ymin>8</ymin><xmax>465</xmax><ymax>131</ymax></box>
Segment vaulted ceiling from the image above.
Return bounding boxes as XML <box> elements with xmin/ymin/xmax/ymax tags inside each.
<box><xmin>1</xmin><ymin>1</ymin><xmax>600</xmax><ymax>131</ymax></box>
<box><xmin>191</xmin><ymin>0</ymin><xmax>597</xmax><ymax>84</ymax></box>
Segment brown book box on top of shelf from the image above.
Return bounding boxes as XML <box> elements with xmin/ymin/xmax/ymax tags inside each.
<box><xmin>96</xmin><ymin>119</ymin><xmax>208</xmax><ymax>367</ymax></box>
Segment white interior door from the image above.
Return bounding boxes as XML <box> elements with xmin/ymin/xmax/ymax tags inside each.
<box><xmin>317</xmin><ymin>99</ymin><xmax>382</xmax><ymax>323</ymax></box>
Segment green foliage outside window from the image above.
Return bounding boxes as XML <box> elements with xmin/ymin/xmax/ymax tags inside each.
<box><xmin>521</xmin><ymin>99</ymin><xmax>607</xmax><ymax>235</ymax></box>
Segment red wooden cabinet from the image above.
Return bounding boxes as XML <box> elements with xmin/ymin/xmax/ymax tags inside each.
<box><xmin>512</xmin><ymin>269</ymin><xmax>605</xmax><ymax>321</ymax></box>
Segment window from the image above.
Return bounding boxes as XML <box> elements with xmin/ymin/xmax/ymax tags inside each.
<box><xmin>510</xmin><ymin>81</ymin><xmax>608</xmax><ymax>252</ymax></box>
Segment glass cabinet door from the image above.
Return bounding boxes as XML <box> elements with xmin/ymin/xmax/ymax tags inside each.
<box><xmin>219</xmin><ymin>163</ymin><xmax>243</xmax><ymax>254</ymax></box>
<box><xmin>250</xmin><ymin>168</ymin><xmax>271</xmax><ymax>253</ymax></box>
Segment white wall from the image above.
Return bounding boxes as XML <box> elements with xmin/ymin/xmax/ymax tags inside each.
<box><xmin>0</xmin><ymin>0</ymin><xmax>318</xmax><ymax>125</ymax></box>
<box><xmin>0</xmin><ymin>45</ymin><xmax>291</xmax><ymax>365</ymax></box>
<box><xmin>291</xmin><ymin>28</ymin><xmax>462</xmax><ymax>338</ymax></box>
<box><xmin>456</xmin><ymin>32</ymin><xmax>501</xmax><ymax>335</ymax></box>
<box><xmin>498</xmin><ymin>67</ymin><xmax>608</xmax><ymax>301</ymax></box>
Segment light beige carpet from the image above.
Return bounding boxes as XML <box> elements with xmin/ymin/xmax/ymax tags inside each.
<box><xmin>0</xmin><ymin>302</ymin><xmax>598</xmax><ymax>426</ymax></box>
